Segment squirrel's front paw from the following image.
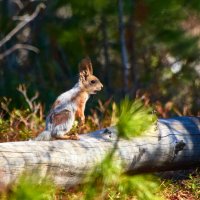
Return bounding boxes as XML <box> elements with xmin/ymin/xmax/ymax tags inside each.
<box><xmin>69</xmin><ymin>134</ymin><xmax>80</xmax><ymax>140</ymax></box>
<box><xmin>55</xmin><ymin>133</ymin><xmax>80</xmax><ymax>140</ymax></box>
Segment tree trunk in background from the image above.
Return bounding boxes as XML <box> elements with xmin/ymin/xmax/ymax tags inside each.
<box><xmin>118</xmin><ymin>0</ymin><xmax>129</xmax><ymax>96</ymax></box>
<box><xmin>101</xmin><ymin>15</ymin><xmax>111</xmax><ymax>93</ymax></box>
<box><xmin>128</xmin><ymin>1</ymin><xmax>138</xmax><ymax>96</ymax></box>
<box><xmin>0</xmin><ymin>117</ymin><xmax>200</xmax><ymax>188</ymax></box>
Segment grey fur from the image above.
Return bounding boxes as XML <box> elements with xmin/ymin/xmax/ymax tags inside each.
<box><xmin>34</xmin><ymin>130</ymin><xmax>52</xmax><ymax>141</ymax></box>
<box><xmin>34</xmin><ymin>84</ymin><xmax>84</xmax><ymax>141</ymax></box>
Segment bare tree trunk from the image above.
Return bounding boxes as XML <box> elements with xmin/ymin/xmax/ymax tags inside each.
<box><xmin>0</xmin><ymin>117</ymin><xmax>200</xmax><ymax>188</ymax></box>
<box><xmin>128</xmin><ymin>2</ymin><xmax>138</xmax><ymax>96</ymax></box>
<box><xmin>118</xmin><ymin>0</ymin><xmax>129</xmax><ymax>96</ymax></box>
<box><xmin>101</xmin><ymin>15</ymin><xmax>111</xmax><ymax>93</ymax></box>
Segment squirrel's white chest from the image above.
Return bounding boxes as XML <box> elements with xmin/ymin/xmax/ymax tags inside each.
<box><xmin>58</xmin><ymin>88</ymin><xmax>89</xmax><ymax>112</ymax></box>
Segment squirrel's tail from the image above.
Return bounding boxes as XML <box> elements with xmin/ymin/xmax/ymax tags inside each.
<box><xmin>34</xmin><ymin>130</ymin><xmax>52</xmax><ymax>141</ymax></box>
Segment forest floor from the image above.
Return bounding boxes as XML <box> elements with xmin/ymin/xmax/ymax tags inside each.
<box><xmin>159</xmin><ymin>170</ymin><xmax>200</xmax><ymax>200</ymax></box>
<box><xmin>54</xmin><ymin>170</ymin><xmax>200</xmax><ymax>200</ymax></box>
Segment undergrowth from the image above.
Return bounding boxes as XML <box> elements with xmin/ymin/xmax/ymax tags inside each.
<box><xmin>0</xmin><ymin>85</ymin><xmax>198</xmax><ymax>142</ymax></box>
<box><xmin>0</xmin><ymin>84</ymin><xmax>44</xmax><ymax>142</ymax></box>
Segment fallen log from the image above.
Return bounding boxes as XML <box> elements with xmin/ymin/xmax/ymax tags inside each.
<box><xmin>0</xmin><ymin>117</ymin><xmax>199</xmax><ymax>187</ymax></box>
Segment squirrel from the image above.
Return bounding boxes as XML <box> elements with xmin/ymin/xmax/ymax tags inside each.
<box><xmin>34</xmin><ymin>57</ymin><xmax>103</xmax><ymax>141</ymax></box>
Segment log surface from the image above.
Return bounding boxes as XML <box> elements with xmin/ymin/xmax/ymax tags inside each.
<box><xmin>0</xmin><ymin>117</ymin><xmax>200</xmax><ymax>187</ymax></box>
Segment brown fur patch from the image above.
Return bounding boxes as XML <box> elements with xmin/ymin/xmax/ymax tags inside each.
<box><xmin>72</xmin><ymin>92</ymin><xmax>88</xmax><ymax>120</ymax></box>
<box><xmin>51</xmin><ymin>110</ymin><xmax>70</xmax><ymax>126</ymax></box>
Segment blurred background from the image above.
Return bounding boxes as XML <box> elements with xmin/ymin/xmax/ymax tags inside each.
<box><xmin>0</xmin><ymin>0</ymin><xmax>200</xmax><ymax>115</ymax></box>
<box><xmin>0</xmin><ymin>2</ymin><xmax>200</xmax><ymax>198</ymax></box>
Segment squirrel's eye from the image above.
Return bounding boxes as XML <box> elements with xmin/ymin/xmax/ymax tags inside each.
<box><xmin>90</xmin><ymin>80</ymin><xmax>96</xmax><ymax>84</ymax></box>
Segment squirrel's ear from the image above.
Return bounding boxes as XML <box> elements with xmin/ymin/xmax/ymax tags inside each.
<box><xmin>79</xmin><ymin>57</ymin><xmax>93</xmax><ymax>79</ymax></box>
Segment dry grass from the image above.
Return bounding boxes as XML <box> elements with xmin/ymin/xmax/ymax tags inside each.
<box><xmin>159</xmin><ymin>170</ymin><xmax>200</xmax><ymax>200</ymax></box>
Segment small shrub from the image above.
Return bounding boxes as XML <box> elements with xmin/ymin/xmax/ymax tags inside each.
<box><xmin>0</xmin><ymin>85</ymin><xmax>44</xmax><ymax>142</ymax></box>
<box><xmin>112</xmin><ymin>97</ymin><xmax>157</xmax><ymax>139</ymax></box>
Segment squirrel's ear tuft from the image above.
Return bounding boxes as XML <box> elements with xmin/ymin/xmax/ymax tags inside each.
<box><xmin>79</xmin><ymin>57</ymin><xmax>93</xmax><ymax>79</ymax></box>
